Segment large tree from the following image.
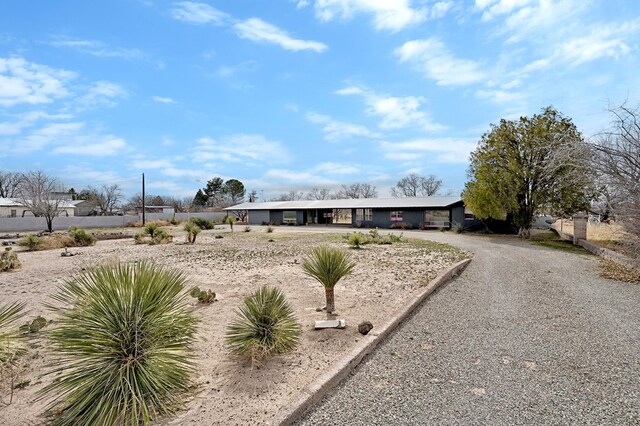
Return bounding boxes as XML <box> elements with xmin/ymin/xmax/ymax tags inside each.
<box><xmin>17</xmin><ymin>171</ymin><xmax>68</xmax><ymax>232</ymax></box>
<box><xmin>80</xmin><ymin>184</ymin><xmax>123</xmax><ymax>215</ymax></box>
<box><xmin>335</xmin><ymin>183</ymin><xmax>378</xmax><ymax>199</ymax></box>
<box><xmin>463</xmin><ymin>107</ymin><xmax>593</xmax><ymax>238</ymax></box>
<box><xmin>0</xmin><ymin>171</ymin><xmax>23</xmax><ymax>198</ymax></box>
<box><xmin>223</xmin><ymin>179</ymin><xmax>245</xmax><ymax>205</ymax></box>
<box><xmin>590</xmin><ymin>103</ymin><xmax>640</xmax><ymax>256</ymax></box>
<box><xmin>391</xmin><ymin>173</ymin><xmax>442</xmax><ymax>197</ymax></box>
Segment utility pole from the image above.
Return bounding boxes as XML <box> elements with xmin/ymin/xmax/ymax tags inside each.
<box><xmin>142</xmin><ymin>173</ymin><xmax>146</xmax><ymax>225</ymax></box>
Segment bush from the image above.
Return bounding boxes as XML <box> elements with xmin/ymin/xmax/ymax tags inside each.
<box><xmin>17</xmin><ymin>234</ymin><xmax>41</xmax><ymax>251</ymax></box>
<box><xmin>183</xmin><ymin>222</ymin><xmax>202</xmax><ymax>244</ymax></box>
<box><xmin>266</xmin><ymin>226</ymin><xmax>274</xmax><ymax>233</ymax></box>
<box><xmin>0</xmin><ymin>247</ymin><xmax>20</xmax><ymax>272</ymax></box>
<box><xmin>226</xmin><ymin>286</ymin><xmax>300</xmax><ymax>366</ymax></box>
<box><xmin>452</xmin><ymin>222</ymin><xmax>464</xmax><ymax>234</ymax></box>
<box><xmin>189</xmin><ymin>217</ymin><xmax>215</xmax><ymax>230</ymax></box>
<box><xmin>244</xmin><ymin>226</ymin><xmax>251</xmax><ymax>233</ymax></box>
<box><xmin>390</xmin><ymin>222</ymin><xmax>412</xmax><ymax>230</ymax></box>
<box><xmin>169</xmin><ymin>216</ymin><xmax>179</xmax><ymax>226</ymax></box>
<box><xmin>189</xmin><ymin>286</ymin><xmax>216</xmax><ymax>303</ymax></box>
<box><xmin>68</xmin><ymin>227</ymin><xmax>97</xmax><ymax>246</ymax></box>
<box><xmin>40</xmin><ymin>261</ymin><xmax>198</xmax><ymax>426</ymax></box>
<box><xmin>347</xmin><ymin>232</ymin><xmax>368</xmax><ymax>249</ymax></box>
<box><xmin>134</xmin><ymin>223</ymin><xmax>173</xmax><ymax>245</ymax></box>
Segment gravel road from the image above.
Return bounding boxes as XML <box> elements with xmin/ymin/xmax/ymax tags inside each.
<box><xmin>296</xmin><ymin>232</ymin><xmax>640</xmax><ymax>425</ymax></box>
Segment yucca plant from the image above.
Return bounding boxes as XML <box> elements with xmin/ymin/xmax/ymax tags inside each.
<box><xmin>17</xmin><ymin>234</ymin><xmax>41</xmax><ymax>251</ymax></box>
<box><xmin>183</xmin><ymin>222</ymin><xmax>201</xmax><ymax>244</ymax></box>
<box><xmin>39</xmin><ymin>261</ymin><xmax>199</xmax><ymax>426</ymax></box>
<box><xmin>302</xmin><ymin>246</ymin><xmax>356</xmax><ymax>314</ymax></box>
<box><xmin>226</xmin><ymin>286</ymin><xmax>300</xmax><ymax>366</ymax></box>
<box><xmin>347</xmin><ymin>232</ymin><xmax>368</xmax><ymax>249</ymax></box>
<box><xmin>68</xmin><ymin>227</ymin><xmax>96</xmax><ymax>247</ymax></box>
<box><xmin>1</xmin><ymin>302</ymin><xmax>26</xmax><ymax>405</ymax></box>
<box><xmin>226</xmin><ymin>216</ymin><xmax>236</xmax><ymax>232</ymax></box>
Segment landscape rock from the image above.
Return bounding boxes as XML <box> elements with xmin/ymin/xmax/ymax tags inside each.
<box><xmin>358</xmin><ymin>321</ymin><xmax>373</xmax><ymax>335</ymax></box>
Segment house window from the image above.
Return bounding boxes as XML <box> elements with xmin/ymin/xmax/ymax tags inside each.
<box><xmin>10</xmin><ymin>210</ymin><xmax>16</xmax><ymax>218</ymax></box>
<box><xmin>390</xmin><ymin>211</ymin><xmax>403</xmax><ymax>222</ymax></box>
<box><xmin>356</xmin><ymin>209</ymin><xmax>364</xmax><ymax>221</ymax></box>
<box><xmin>365</xmin><ymin>208</ymin><xmax>372</xmax><ymax>221</ymax></box>
<box><xmin>283</xmin><ymin>211</ymin><xmax>297</xmax><ymax>224</ymax></box>
<box><xmin>424</xmin><ymin>210</ymin><xmax>450</xmax><ymax>228</ymax></box>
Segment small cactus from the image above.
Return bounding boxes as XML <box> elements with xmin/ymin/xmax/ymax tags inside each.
<box><xmin>189</xmin><ymin>287</ymin><xmax>216</xmax><ymax>304</ymax></box>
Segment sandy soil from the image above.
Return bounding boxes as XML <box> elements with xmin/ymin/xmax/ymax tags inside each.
<box><xmin>0</xmin><ymin>226</ymin><xmax>466</xmax><ymax>425</ymax></box>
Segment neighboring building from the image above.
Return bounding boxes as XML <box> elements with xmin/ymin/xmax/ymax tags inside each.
<box><xmin>0</xmin><ymin>198</ymin><xmax>76</xmax><ymax>218</ymax></box>
<box><xmin>70</xmin><ymin>199</ymin><xmax>99</xmax><ymax>216</ymax></box>
<box><xmin>224</xmin><ymin>197</ymin><xmax>467</xmax><ymax>229</ymax></box>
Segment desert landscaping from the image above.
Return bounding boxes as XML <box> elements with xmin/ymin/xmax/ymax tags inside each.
<box><xmin>0</xmin><ymin>225</ymin><xmax>467</xmax><ymax>425</ymax></box>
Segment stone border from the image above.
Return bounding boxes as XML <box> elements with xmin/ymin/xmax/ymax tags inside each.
<box><xmin>577</xmin><ymin>239</ymin><xmax>640</xmax><ymax>272</ymax></box>
<box><xmin>272</xmin><ymin>258</ymin><xmax>473</xmax><ymax>426</ymax></box>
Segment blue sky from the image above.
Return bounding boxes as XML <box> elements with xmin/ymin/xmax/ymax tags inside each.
<box><xmin>1</xmin><ymin>0</ymin><xmax>638</xmax><ymax>200</ymax></box>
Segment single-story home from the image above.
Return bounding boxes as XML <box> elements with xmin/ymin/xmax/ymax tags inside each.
<box><xmin>224</xmin><ymin>196</ymin><xmax>470</xmax><ymax>229</ymax></box>
<box><xmin>0</xmin><ymin>198</ymin><xmax>77</xmax><ymax>218</ymax></box>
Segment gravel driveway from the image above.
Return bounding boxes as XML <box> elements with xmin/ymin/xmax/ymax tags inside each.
<box><xmin>296</xmin><ymin>232</ymin><xmax>640</xmax><ymax>425</ymax></box>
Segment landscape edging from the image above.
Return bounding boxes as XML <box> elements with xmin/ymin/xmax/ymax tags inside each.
<box><xmin>577</xmin><ymin>239</ymin><xmax>640</xmax><ymax>272</ymax></box>
<box><xmin>272</xmin><ymin>257</ymin><xmax>473</xmax><ymax>426</ymax></box>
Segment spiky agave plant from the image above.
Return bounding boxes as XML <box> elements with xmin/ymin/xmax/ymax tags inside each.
<box><xmin>0</xmin><ymin>302</ymin><xmax>26</xmax><ymax>363</ymax></box>
<box><xmin>302</xmin><ymin>246</ymin><xmax>356</xmax><ymax>314</ymax></box>
<box><xmin>39</xmin><ymin>261</ymin><xmax>199</xmax><ymax>426</ymax></box>
<box><xmin>226</xmin><ymin>286</ymin><xmax>300</xmax><ymax>366</ymax></box>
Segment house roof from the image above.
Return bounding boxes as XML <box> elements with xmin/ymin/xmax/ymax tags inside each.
<box><xmin>224</xmin><ymin>196</ymin><xmax>463</xmax><ymax>211</ymax></box>
<box><xmin>0</xmin><ymin>198</ymin><xmax>77</xmax><ymax>209</ymax></box>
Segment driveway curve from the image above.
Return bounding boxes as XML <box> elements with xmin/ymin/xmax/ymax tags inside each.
<box><xmin>296</xmin><ymin>232</ymin><xmax>640</xmax><ymax>425</ymax></box>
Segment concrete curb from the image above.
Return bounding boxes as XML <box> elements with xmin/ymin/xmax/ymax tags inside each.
<box><xmin>272</xmin><ymin>257</ymin><xmax>473</xmax><ymax>426</ymax></box>
<box><xmin>577</xmin><ymin>239</ymin><xmax>640</xmax><ymax>272</ymax></box>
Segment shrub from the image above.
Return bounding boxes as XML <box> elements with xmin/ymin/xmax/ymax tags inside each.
<box><xmin>347</xmin><ymin>232</ymin><xmax>368</xmax><ymax>249</ymax></box>
<box><xmin>189</xmin><ymin>286</ymin><xmax>216</xmax><ymax>303</ymax></box>
<box><xmin>0</xmin><ymin>247</ymin><xmax>21</xmax><ymax>272</ymax></box>
<box><xmin>390</xmin><ymin>222</ymin><xmax>412</xmax><ymax>230</ymax></box>
<box><xmin>134</xmin><ymin>223</ymin><xmax>173</xmax><ymax>245</ymax></box>
<box><xmin>40</xmin><ymin>261</ymin><xmax>198</xmax><ymax>426</ymax></box>
<box><xmin>452</xmin><ymin>222</ymin><xmax>464</xmax><ymax>234</ymax></box>
<box><xmin>183</xmin><ymin>222</ymin><xmax>201</xmax><ymax>244</ymax></box>
<box><xmin>169</xmin><ymin>216</ymin><xmax>179</xmax><ymax>226</ymax></box>
<box><xmin>266</xmin><ymin>226</ymin><xmax>274</xmax><ymax>233</ymax></box>
<box><xmin>189</xmin><ymin>217</ymin><xmax>215</xmax><ymax>230</ymax></box>
<box><xmin>144</xmin><ymin>222</ymin><xmax>160</xmax><ymax>238</ymax></box>
<box><xmin>226</xmin><ymin>216</ymin><xmax>236</xmax><ymax>232</ymax></box>
<box><xmin>68</xmin><ymin>227</ymin><xmax>96</xmax><ymax>246</ymax></box>
<box><xmin>244</xmin><ymin>226</ymin><xmax>251</xmax><ymax>233</ymax></box>
<box><xmin>226</xmin><ymin>286</ymin><xmax>300</xmax><ymax>366</ymax></box>
<box><xmin>302</xmin><ymin>246</ymin><xmax>356</xmax><ymax>314</ymax></box>
<box><xmin>17</xmin><ymin>234</ymin><xmax>41</xmax><ymax>251</ymax></box>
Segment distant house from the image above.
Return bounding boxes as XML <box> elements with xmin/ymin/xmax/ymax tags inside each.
<box><xmin>0</xmin><ymin>198</ymin><xmax>77</xmax><ymax>218</ymax></box>
<box><xmin>70</xmin><ymin>199</ymin><xmax>99</xmax><ymax>216</ymax></box>
<box><xmin>224</xmin><ymin>196</ymin><xmax>467</xmax><ymax>229</ymax></box>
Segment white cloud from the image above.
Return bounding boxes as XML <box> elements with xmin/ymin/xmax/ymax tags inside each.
<box><xmin>6</xmin><ymin>121</ymin><xmax>128</xmax><ymax>157</ymax></box>
<box><xmin>171</xmin><ymin>1</ymin><xmax>229</xmax><ymax>25</ymax></box>
<box><xmin>264</xmin><ymin>168</ymin><xmax>337</xmax><ymax>185</ymax></box>
<box><xmin>152</xmin><ymin>96</ymin><xmax>176</xmax><ymax>103</ymax></box>
<box><xmin>50</xmin><ymin>38</ymin><xmax>148</xmax><ymax>60</ymax></box>
<box><xmin>335</xmin><ymin>85</ymin><xmax>445</xmax><ymax>131</ymax></box>
<box><xmin>306</xmin><ymin>111</ymin><xmax>379</xmax><ymax>141</ymax></box>
<box><xmin>234</xmin><ymin>18</ymin><xmax>328</xmax><ymax>52</ymax></box>
<box><xmin>0</xmin><ymin>57</ymin><xmax>74</xmax><ymax>107</ymax></box>
<box><xmin>216</xmin><ymin>60</ymin><xmax>259</xmax><ymax>78</ymax></box>
<box><xmin>312</xmin><ymin>162</ymin><xmax>360</xmax><ymax>175</ymax></box>
<box><xmin>131</xmin><ymin>159</ymin><xmax>174</xmax><ymax>169</ymax></box>
<box><xmin>77</xmin><ymin>81</ymin><xmax>127</xmax><ymax>110</ymax></box>
<box><xmin>380</xmin><ymin>138</ymin><xmax>476</xmax><ymax>164</ymax></box>
<box><xmin>311</xmin><ymin>0</ymin><xmax>428</xmax><ymax>31</ymax></box>
<box><xmin>194</xmin><ymin>134</ymin><xmax>290</xmax><ymax>164</ymax></box>
<box><xmin>0</xmin><ymin>111</ymin><xmax>73</xmax><ymax>136</ymax></box>
<box><xmin>53</xmin><ymin>137</ymin><xmax>127</xmax><ymax>156</ymax></box>
<box><xmin>395</xmin><ymin>38</ymin><xmax>486</xmax><ymax>86</ymax></box>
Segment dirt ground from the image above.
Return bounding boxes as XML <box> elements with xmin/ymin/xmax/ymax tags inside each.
<box><xmin>0</xmin><ymin>226</ymin><xmax>466</xmax><ymax>425</ymax></box>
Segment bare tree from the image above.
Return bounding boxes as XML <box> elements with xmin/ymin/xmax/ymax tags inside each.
<box><xmin>335</xmin><ymin>183</ymin><xmax>378</xmax><ymax>199</ymax></box>
<box><xmin>391</xmin><ymin>173</ymin><xmax>443</xmax><ymax>197</ymax></box>
<box><xmin>273</xmin><ymin>190</ymin><xmax>305</xmax><ymax>201</ymax></box>
<box><xmin>82</xmin><ymin>184</ymin><xmax>123</xmax><ymax>215</ymax></box>
<box><xmin>17</xmin><ymin>171</ymin><xmax>67</xmax><ymax>232</ymax></box>
<box><xmin>591</xmin><ymin>102</ymin><xmax>640</xmax><ymax>256</ymax></box>
<box><xmin>0</xmin><ymin>172</ymin><xmax>23</xmax><ymax>198</ymax></box>
<box><xmin>307</xmin><ymin>187</ymin><xmax>333</xmax><ymax>200</ymax></box>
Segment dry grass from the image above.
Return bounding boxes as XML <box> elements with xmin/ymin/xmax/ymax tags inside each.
<box><xmin>599</xmin><ymin>259</ymin><xmax>640</xmax><ymax>284</ymax></box>
<box><xmin>127</xmin><ymin>219</ymin><xmax>173</xmax><ymax>227</ymax></box>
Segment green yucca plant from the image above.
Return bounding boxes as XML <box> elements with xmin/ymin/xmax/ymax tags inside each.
<box><xmin>0</xmin><ymin>302</ymin><xmax>26</xmax><ymax>364</ymax></box>
<box><xmin>226</xmin><ymin>286</ymin><xmax>300</xmax><ymax>366</ymax></box>
<box><xmin>68</xmin><ymin>226</ymin><xmax>96</xmax><ymax>246</ymax></box>
<box><xmin>226</xmin><ymin>216</ymin><xmax>236</xmax><ymax>232</ymax></box>
<box><xmin>347</xmin><ymin>232</ymin><xmax>368</xmax><ymax>249</ymax></box>
<box><xmin>39</xmin><ymin>261</ymin><xmax>199</xmax><ymax>426</ymax></box>
<box><xmin>17</xmin><ymin>234</ymin><xmax>41</xmax><ymax>251</ymax></box>
<box><xmin>183</xmin><ymin>222</ymin><xmax>202</xmax><ymax>244</ymax></box>
<box><xmin>302</xmin><ymin>246</ymin><xmax>356</xmax><ymax>314</ymax></box>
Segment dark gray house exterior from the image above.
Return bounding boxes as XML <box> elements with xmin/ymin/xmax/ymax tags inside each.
<box><xmin>224</xmin><ymin>197</ymin><xmax>468</xmax><ymax>229</ymax></box>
